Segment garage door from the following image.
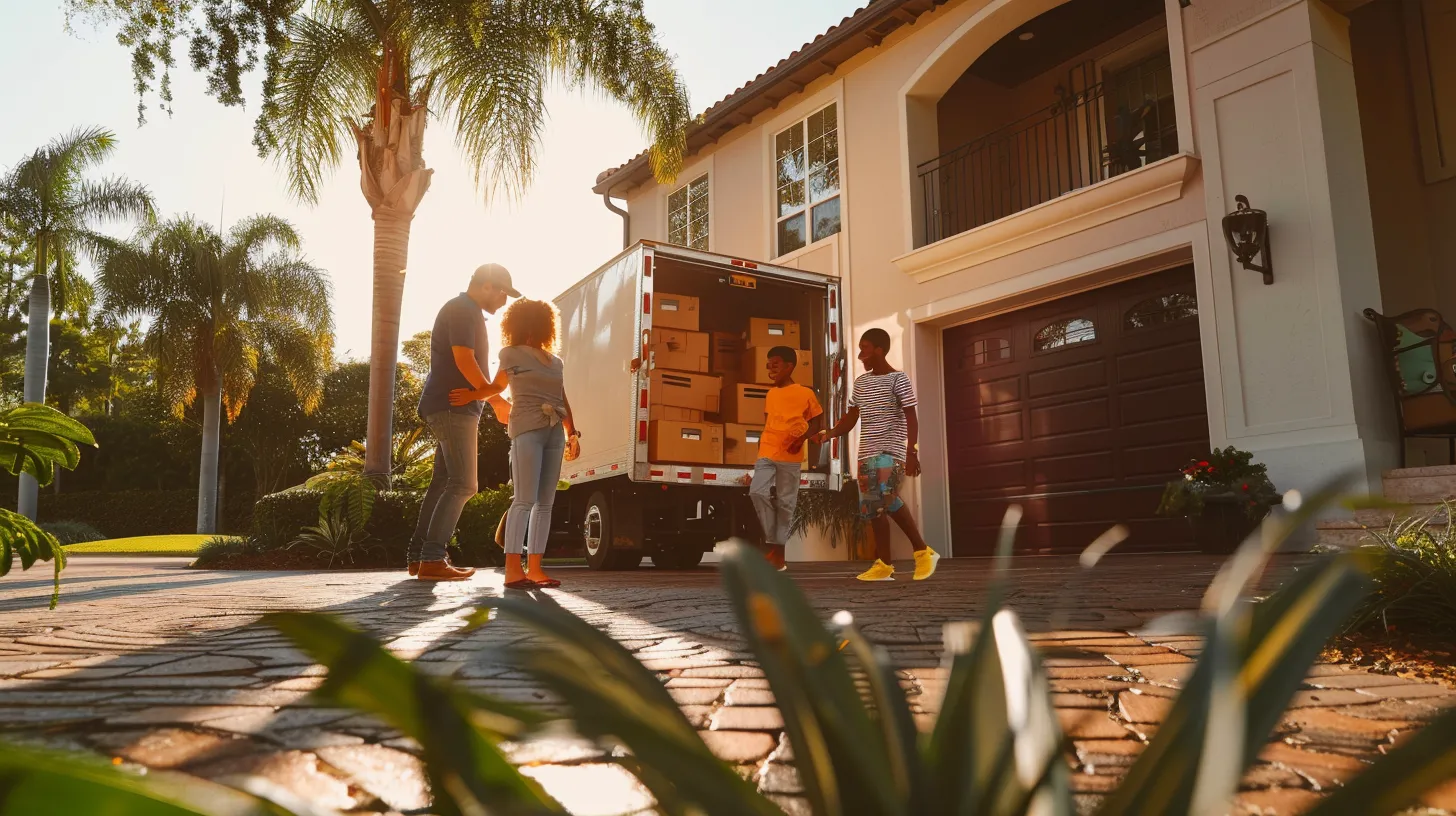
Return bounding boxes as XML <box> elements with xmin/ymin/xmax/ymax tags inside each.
<box><xmin>942</xmin><ymin>265</ymin><xmax>1209</xmax><ymax>555</ymax></box>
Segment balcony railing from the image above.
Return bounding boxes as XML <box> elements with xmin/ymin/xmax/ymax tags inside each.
<box><xmin>917</xmin><ymin>74</ymin><xmax>1178</xmax><ymax>247</ymax></box>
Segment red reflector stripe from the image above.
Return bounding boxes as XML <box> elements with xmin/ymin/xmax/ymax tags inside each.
<box><xmin>731</xmin><ymin>259</ymin><xmax>742</xmax><ymax>266</ymax></box>
<box><xmin>643</xmin><ymin>293</ymin><xmax>651</xmax><ymax>314</ymax></box>
<box><xmin>611</xmin><ymin>464</ymin><xmax>619</xmax><ymax>470</ymax></box>
<box><xmin>703</xmin><ymin>473</ymin><xmax>717</xmax><ymax>480</ymax></box>
<box><xmin>587</xmin><ymin>469</ymin><xmax>595</xmax><ymax>476</ymax></box>
<box><xmin>639</xmin><ymin>389</ymin><xmax>648</xmax><ymax>409</ymax></box>
<box><xmin>638</xmin><ymin>421</ymin><xmax>648</xmax><ymax>442</ymax></box>
<box><xmin>650</xmin><ymin>469</ymin><xmax>664</xmax><ymax>477</ymax></box>
<box><xmin>830</xmin><ymin>323</ymin><xmax>838</xmax><ymax>342</ymax></box>
<box><xmin>677</xmin><ymin>472</ymin><xmax>691</xmax><ymax>479</ymax></box>
<box><xmin>644</xmin><ymin>256</ymin><xmax>652</xmax><ymax>276</ymax></box>
<box><xmin>830</xmin><ymin>289</ymin><xmax>837</xmax><ymax>308</ymax></box>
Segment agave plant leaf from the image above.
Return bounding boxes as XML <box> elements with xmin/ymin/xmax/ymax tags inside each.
<box><xmin>265</xmin><ymin>612</ymin><xmax>561</xmax><ymax>815</ymax></box>
<box><xmin>835</xmin><ymin>623</ymin><xmax>926</xmax><ymax>810</ymax></box>
<box><xmin>1099</xmin><ymin>480</ymin><xmax>1367</xmax><ymax>816</ymax></box>
<box><xmin>0</xmin><ymin>507</ymin><xmax>66</xmax><ymax>609</ymax></box>
<box><xmin>719</xmin><ymin>541</ymin><xmax>904</xmax><ymax>816</ymax></box>
<box><xmin>1304</xmin><ymin>705</ymin><xmax>1456</xmax><ymax>815</ymax></box>
<box><xmin>0</xmin><ymin>739</ymin><xmax>297</xmax><ymax>815</ymax></box>
<box><xmin>470</xmin><ymin>596</ymin><xmax>776</xmax><ymax>816</ymax></box>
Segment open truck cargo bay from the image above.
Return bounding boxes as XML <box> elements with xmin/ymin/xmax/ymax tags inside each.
<box><xmin>550</xmin><ymin>242</ymin><xmax>847</xmax><ymax>569</ymax></box>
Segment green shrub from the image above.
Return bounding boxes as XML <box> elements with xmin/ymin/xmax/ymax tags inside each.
<box><xmin>15</xmin><ymin>490</ymin><xmax>254</xmax><ymax>538</ymax></box>
<box><xmin>1347</xmin><ymin>502</ymin><xmax>1456</xmax><ymax>636</ymax></box>
<box><xmin>41</xmin><ymin>521</ymin><xmax>105</xmax><ymax>545</ymax></box>
<box><xmin>791</xmin><ymin>482</ymin><xmax>865</xmax><ymax>550</ymax></box>
<box><xmin>192</xmin><ymin>536</ymin><xmax>256</xmax><ymax>568</ymax></box>
<box><xmin>241</xmin><ymin>485</ymin><xmax>510</xmax><ymax>569</ymax></box>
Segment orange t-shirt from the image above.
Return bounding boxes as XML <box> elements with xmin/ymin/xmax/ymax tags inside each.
<box><xmin>758</xmin><ymin>384</ymin><xmax>823</xmax><ymax>463</ymax></box>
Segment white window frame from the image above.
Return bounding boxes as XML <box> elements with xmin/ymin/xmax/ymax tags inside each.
<box><xmin>666</xmin><ymin>173</ymin><xmax>710</xmax><ymax>250</ymax></box>
<box><xmin>773</xmin><ymin>102</ymin><xmax>842</xmax><ymax>258</ymax></box>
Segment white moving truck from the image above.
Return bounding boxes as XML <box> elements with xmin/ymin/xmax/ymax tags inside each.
<box><xmin>550</xmin><ymin>242</ymin><xmax>848</xmax><ymax>570</ymax></box>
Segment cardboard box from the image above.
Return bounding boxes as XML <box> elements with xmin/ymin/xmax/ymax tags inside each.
<box><xmin>650</xmin><ymin>370</ymin><xmax>721</xmax><ymax>413</ymax></box>
<box><xmin>724</xmin><ymin>423</ymin><xmax>809</xmax><ymax>465</ymax></box>
<box><xmin>648</xmin><ymin>404</ymin><xmax>704</xmax><ymax>422</ymax></box>
<box><xmin>649</xmin><ymin>327</ymin><xmax>709</xmax><ymax>373</ymax></box>
<box><xmin>723</xmin><ymin>423</ymin><xmax>764</xmax><ymax>465</ymax></box>
<box><xmin>653</xmin><ymin>292</ymin><xmax>700</xmax><ymax>331</ymax></box>
<box><xmin>744</xmin><ymin>317</ymin><xmax>800</xmax><ymax>349</ymax></box>
<box><xmin>649</xmin><ymin>420</ymin><xmax>723</xmax><ymax>465</ymax></box>
<box><xmin>741</xmin><ymin>346</ymin><xmax>814</xmax><ymax>387</ymax></box>
<box><xmin>722</xmin><ymin>382</ymin><xmax>770</xmax><ymax>425</ymax></box>
<box><xmin>709</xmin><ymin>332</ymin><xmax>742</xmax><ymax>375</ymax></box>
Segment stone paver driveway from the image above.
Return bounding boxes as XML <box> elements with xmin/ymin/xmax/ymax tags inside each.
<box><xmin>1</xmin><ymin>554</ymin><xmax>1454</xmax><ymax>815</ymax></box>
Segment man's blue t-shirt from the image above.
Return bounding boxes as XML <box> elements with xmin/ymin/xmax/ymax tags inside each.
<box><xmin>418</xmin><ymin>293</ymin><xmax>490</xmax><ymax>418</ymax></box>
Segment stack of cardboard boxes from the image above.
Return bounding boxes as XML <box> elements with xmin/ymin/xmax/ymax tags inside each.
<box><xmin>646</xmin><ymin>292</ymin><xmax>811</xmax><ymax>466</ymax></box>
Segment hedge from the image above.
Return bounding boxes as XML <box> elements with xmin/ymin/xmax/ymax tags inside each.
<box><xmin>244</xmin><ymin>486</ymin><xmax>510</xmax><ymax>569</ymax></box>
<box><xmin>5</xmin><ymin>490</ymin><xmax>254</xmax><ymax>539</ymax></box>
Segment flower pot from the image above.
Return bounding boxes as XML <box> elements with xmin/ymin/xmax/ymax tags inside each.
<box><xmin>1189</xmin><ymin>495</ymin><xmax>1270</xmax><ymax>555</ymax></box>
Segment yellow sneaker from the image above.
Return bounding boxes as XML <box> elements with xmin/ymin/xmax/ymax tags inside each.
<box><xmin>856</xmin><ymin>560</ymin><xmax>895</xmax><ymax>582</ymax></box>
<box><xmin>913</xmin><ymin>547</ymin><xmax>941</xmax><ymax>581</ymax></box>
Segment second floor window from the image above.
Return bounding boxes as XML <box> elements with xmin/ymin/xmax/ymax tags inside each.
<box><xmin>668</xmin><ymin>174</ymin><xmax>709</xmax><ymax>250</ymax></box>
<box><xmin>775</xmin><ymin>103</ymin><xmax>841</xmax><ymax>256</ymax></box>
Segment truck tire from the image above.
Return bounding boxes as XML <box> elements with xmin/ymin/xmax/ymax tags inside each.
<box><xmin>652</xmin><ymin>546</ymin><xmax>705</xmax><ymax>570</ymax></box>
<box><xmin>582</xmin><ymin>489</ymin><xmax>643</xmax><ymax>571</ymax></box>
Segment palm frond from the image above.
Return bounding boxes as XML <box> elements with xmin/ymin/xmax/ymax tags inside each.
<box><xmin>258</xmin><ymin>12</ymin><xmax>379</xmax><ymax>204</ymax></box>
<box><xmin>72</xmin><ymin>175</ymin><xmax>157</xmax><ymax>225</ymax></box>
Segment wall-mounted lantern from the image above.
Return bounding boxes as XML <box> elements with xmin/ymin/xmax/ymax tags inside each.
<box><xmin>1221</xmin><ymin>194</ymin><xmax>1274</xmax><ymax>285</ymax></box>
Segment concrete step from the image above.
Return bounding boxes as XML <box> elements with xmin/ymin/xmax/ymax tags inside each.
<box><xmin>1381</xmin><ymin>465</ymin><xmax>1456</xmax><ymax>504</ymax></box>
<box><xmin>1315</xmin><ymin>520</ymin><xmax>1376</xmax><ymax>549</ymax></box>
<box><xmin>1352</xmin><ymin>504</ymin><xmax>1451</xmax><ymax>528</ymax></box>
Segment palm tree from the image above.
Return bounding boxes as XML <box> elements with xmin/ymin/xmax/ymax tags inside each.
<box><xmin>0</xmin><ymin>126</ymin><xmax>155</xmax><ymax>519</ymax></box>
<box><xmin>67</xmin><ymin>0</ymin><xmax>691</xmax><ymax>480</ymax></box>
<box><xmin>99</xmin><ymin>214</ymin><xmax>334</xmax><ymax>533</ymax></box>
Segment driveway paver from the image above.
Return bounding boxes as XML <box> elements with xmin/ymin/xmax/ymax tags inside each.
<box><xmin>1</xmin><ymin>554</ymin><xmax>1453</xmax><ymax>814</ymax></box>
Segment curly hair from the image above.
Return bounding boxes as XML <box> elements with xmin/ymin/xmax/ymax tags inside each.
<box><xmin>500</xmin><ymin>298</ymin><xmax>559</xmax><ymax>353</ymax></box>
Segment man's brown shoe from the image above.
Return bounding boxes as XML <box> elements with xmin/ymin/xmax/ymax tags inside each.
<box><xmin>407</xmin><ymin>561</ymin><xmax>420</xmax><ymax>576</ymax></box>
<box><xmin>416</xmin><ymin>561</ymin><xmax>475</xmax><ymax>581</ymax></box>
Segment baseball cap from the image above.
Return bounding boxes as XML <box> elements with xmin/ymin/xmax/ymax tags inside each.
<box><xmin>471</xmin><ymin>263</ymin><xmax>521</xmax><ymax>298</ymax></box>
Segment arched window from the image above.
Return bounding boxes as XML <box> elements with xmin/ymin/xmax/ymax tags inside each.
<box><xmin>1124</xmin><ymin>293</ymin><xmax>1198</xmax><ymax>330</ymax></box>
<box><xmin>1034</xmin><ymin>317</ymin><xmax>1096</xmax><ymax>351</ymax></box>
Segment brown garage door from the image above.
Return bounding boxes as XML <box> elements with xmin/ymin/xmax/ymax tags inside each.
<box><xmin>942</xmin><ymin>265</ymin><xmax>1209</xmax><ymax>555</ymax></box>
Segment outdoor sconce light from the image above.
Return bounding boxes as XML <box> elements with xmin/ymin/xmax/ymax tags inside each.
<box><xmin>1221</xmin><ymin>194</ymin><xmax>1274</xmax><ymax>285</ymax></box>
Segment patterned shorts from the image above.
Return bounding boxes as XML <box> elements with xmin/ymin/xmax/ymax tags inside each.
<box><xmin>856</xmin><ymin>453</ymin><xmax>905</xmax><ymax>520</ymax></box>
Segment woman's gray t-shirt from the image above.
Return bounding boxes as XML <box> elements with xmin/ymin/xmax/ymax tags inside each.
<box><xmin>499</xmin><ymin>346</ymin><xmax>566</xmax><ymax>439</ymax></box>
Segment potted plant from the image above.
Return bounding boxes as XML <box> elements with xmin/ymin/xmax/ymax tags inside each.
<box><xmin>1157</xmin><ymin>446</ymin><xmax>1280</xmax><ymax>554</ymax></box>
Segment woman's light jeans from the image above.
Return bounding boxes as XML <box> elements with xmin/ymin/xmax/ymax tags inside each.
<box><xmin>503</xmin><ymin>425</ymin><xmax>566</xmax><ymax>556</ymax></box>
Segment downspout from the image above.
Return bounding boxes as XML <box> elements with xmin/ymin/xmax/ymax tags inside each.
<box><xmin>602</xmin><ymin>193</ymin><xmax>630</xmax><ymax>250</ymax></box>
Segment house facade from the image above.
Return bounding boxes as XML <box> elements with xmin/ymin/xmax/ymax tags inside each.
<box><xmin>592</xmin><ymin>0</ymin><xmax>1456</xmax><ymax>559</ymax></box>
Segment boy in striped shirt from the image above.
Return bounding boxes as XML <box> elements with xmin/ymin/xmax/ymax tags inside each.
<box><xmin>816</xmin><ymin>328</ymin><xmax>940</xmax><ymax>582</ymax></box>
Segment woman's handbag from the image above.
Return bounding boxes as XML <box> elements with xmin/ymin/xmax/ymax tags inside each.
<box><xmin>564</xmin><ymin>430</ymin><xmax>581</xmax><ymax>462</ymax></box>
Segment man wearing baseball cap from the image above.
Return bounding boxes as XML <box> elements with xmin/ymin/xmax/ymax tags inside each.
<box><xmin>408</xmin><ymin>263</ymin><xmax>521</xmax><ymax>580</ymax></box>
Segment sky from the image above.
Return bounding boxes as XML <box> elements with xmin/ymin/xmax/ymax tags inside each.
<box><xmin>1</xmin><ymin>1</ymin><xmax>865</xmax><ymax>360</ymax></box>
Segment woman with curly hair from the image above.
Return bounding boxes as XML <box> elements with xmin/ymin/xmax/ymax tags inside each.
<box><xmin>493</xmin><ymin>298</ymin><xmax>579</xmax><ymax>588</ymax></box>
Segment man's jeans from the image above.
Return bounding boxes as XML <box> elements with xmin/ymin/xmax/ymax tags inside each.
<box><xmin>749</xmin><ymin>458</ymin><xmax>802</xmax><ymax>546</ymax></box>
<box><xmin>408</xmin><ymin>411</ymin><xmax>479</xmax><ymax>563</ymax></box>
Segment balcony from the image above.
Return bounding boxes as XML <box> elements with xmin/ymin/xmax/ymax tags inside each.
<box><xmin>919</xmin><ymin>54</ymin><xmax>1180</xmax><ymax>248</ymax></box>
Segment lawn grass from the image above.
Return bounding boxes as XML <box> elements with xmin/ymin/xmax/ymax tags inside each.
<box><xmin>63</xmin><ymin>534</ymin><xmax>213</xmax><ymax>555</ymax></box>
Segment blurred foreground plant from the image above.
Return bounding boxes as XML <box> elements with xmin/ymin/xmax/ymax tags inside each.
<box><xmin>5</xmin><ymin>484</ymin><xmax>1456</xmax><ymax>813</ymax></box>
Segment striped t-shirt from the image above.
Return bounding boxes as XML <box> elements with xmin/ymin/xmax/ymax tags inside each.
<box><xmin>850</xmin><ymin>371</ymin><xmax>917</xmax><ymax>462</ymax></box>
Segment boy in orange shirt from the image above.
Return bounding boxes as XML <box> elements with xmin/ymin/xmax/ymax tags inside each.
<box><xmin>749</xmin><ymin>346</ymin><xmax>823</xmax><ymax>571</ymax></box>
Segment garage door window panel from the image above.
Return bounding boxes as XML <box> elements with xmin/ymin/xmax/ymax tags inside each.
<box><xmin>1124</xmin><ymin>292</ymin><xmax>1198</xmax><ymax>330</ymax></box>
<box><xmin>1034</xmin><ymin>317</ymin><xmax>1098</xmax><ymax>352</ymax></box>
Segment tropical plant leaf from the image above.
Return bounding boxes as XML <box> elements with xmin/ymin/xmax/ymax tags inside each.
<box><xmin>718</xmin><ymin>542</ymin><xmax>904</xmax><ymax>816</ymax></box>
<box><xmin>0</xmin><ymin>739</ymin><xmax>295</xmax><ymax>815</ymax></box>
<box><xmin>0</xmin><ymin>507</ymin><xmax>66</xmax><ymax>609</ymax></box>
<box><xmin>469</xmin><ymin>595</ymin><xmax>777</xmax><ymax>816</ymax></box>
<box><xmin>265</xmin><ymin>612</ymin><xmax>561</xmax><ymax>815</ymax></box>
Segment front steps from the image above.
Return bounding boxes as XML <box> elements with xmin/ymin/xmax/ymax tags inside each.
<box><xmin>1314</xmin><ymin>465</ymin><xmax>1454</xmax><ymax>548</ymax></box>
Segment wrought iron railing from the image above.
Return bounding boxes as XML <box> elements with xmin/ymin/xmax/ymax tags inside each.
<box><xmin>917</xmin><ymin>73</ymin><xmax>1177</xmax><ymax>247</ymax></box>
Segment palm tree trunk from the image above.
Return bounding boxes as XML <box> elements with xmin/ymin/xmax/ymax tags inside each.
<box><xmin>364</xmin><ymin>210</ymin><xmax>411</xmax><ymax>479</ymax></box>
<box><xmin>196</xmin><ymin>376</ymin><xmax>222</xmax><ymax>534</ymax></box>
<box><xmin>18</xmin><ymin>245</ymin><xmax>50</xmax><ymax>521</ymax></box>
<box><xmin>354</xmin><ymin>92</ymin><xmax>432</xmax><ymax>482</ymax></box>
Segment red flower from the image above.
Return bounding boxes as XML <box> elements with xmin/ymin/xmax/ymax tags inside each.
<box><xmin>1242</xmin><ymin>484</ymin><xmax>1249</xmax><ymax>491</ymax></box>
<box><xmin>1198</xmin><ymin>461</ymin><xmax>1209</xmax><ymax>467</ymax></box>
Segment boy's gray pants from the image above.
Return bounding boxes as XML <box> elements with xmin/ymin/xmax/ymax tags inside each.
<box><xmin>750</xmin><ymin>458</ymin><xmax>802</xmax><ymax>545</ymax></box>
